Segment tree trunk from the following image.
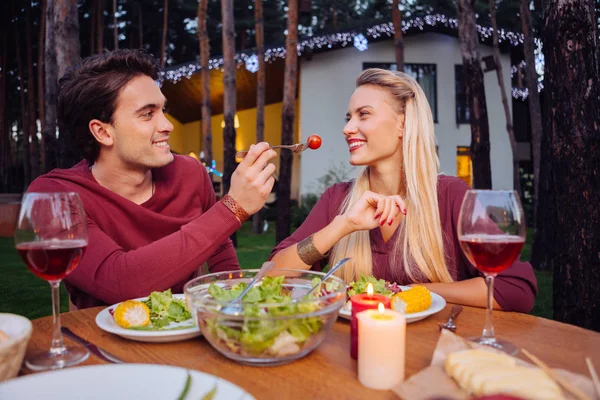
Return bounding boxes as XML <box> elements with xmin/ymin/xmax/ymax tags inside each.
<box><xmin>55</xmin><ymin>0</ymin><xmax>81</xmax><ymax>168</ymax></box>
<box><xmin>488</xmin><ymin>0</ymin><xmax>519</xmax><ymax>195</ymax></box>
<box><xmin>520</xmin><ymin>0</ymin><xmax>543</xmax><ymax>226</ymax></box>
<box><xmin>392</xmin><ymin>0</ymin><xmax>404</xmax><ymax>70</ymax></box>
<box><xmin>252</xmin><ymin>0</ymin><xmax>266</xmax><ymax>234</ymax></box>
<box><xmin>221</xmin><ymin>0</ymin><xmax>238</xmax><ymax>242</ymax></box>
<box><xmin>44</xmin><ymin>0</ymin><xmax>58</xmax><ymax>171</ymax></box>
<box><xmin>137</xmin><ymin>3</ymin><xmax>143</xmax><ymax>48</ymax></box>
<box><xmin>97</xmin><ymin>0</ymin><xmax>103</xmax><ymax>53</ymax></box>
<box><xmin>0</xmin><ymin>9</ymin><xmax>8</xmax><ymax>190</ymax></box>
<box><xmin>90</xmin><ymin>0</ymin><xmax>96</xmax><ymax>55</ymax></box>
<box><xmin>112</xmin><ymin>0</ymin><xmax>118</xmax><ymax>50</ymax></box>
<box><xmin>276</xmin><ymin>0</ymin><xmax>298</xmax><ymax>244</ymax></box>
<box><xmin>160</xmin><ymin>0</ymin><xmax>168</xmax><ymax>68</ymax></box>
<box><xmin>26</xmin><ymin>2</ymin><xmax>41</xmax><ymax>180</ymax></box>
<box><xmin>198</xmin><ymin>0</ymin><xmax>212</xmax><ymax>172</ymax></box>
<box><xmin>536</xmin><ymin>0</ymin><xmax>600</xmax><ymax>330</ymax></box>
<box><xmin>15</xmin><ymin>20</ymin><xmax>31</xmax><ymax>187</ymax></box>
<box><xmin>38</xmin><ymin>0</ymin><xmax>47</xmax><ymax>172</ymax></box>
<box><xmin>456</xmin><ymin>0</ymin><xmax>492</xmax><ymax>189</ymax></box>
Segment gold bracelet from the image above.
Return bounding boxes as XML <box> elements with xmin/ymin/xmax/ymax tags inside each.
<box><xmin>220</xmin><ymin>194</ymin><xmax>250</xmax><ymax>223</ymax></box>
<box><xmin>297</xmin><ymin>234</ymin><xmax>327</xmax><ymax>265</ymax></box>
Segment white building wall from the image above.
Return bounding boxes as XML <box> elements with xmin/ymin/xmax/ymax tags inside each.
<box><xmin>298</xmin><ymin>32</ymin><xmax>513</xmax><ymax>196</ymax></box>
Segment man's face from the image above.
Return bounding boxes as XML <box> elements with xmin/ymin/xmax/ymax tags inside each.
<box><xmin>106</xmin><ymin>75</ymin><xmax>174</xmax><ymax>171</ymax></box>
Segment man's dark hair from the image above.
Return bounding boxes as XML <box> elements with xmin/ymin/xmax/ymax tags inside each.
<box><xmin>58</xmin><ymin>49</ymin><xmax>161</xmax><ymax>164</ymax></box>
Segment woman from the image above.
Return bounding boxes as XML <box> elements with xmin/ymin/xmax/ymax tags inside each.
<box><xmin>270</xmin><ymin>68</ymin><xmax>537</xmax><ymax>313</ymax></box>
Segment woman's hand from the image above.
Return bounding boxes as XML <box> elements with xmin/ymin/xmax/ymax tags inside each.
<box><xmin>344</xmin><ymin>191</ymin><xmax>407</xmax><ymax>232</ymax></box>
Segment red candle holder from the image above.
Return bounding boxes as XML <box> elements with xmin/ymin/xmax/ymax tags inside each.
<box><xmin>350</xmin><ymin>293</ymin><xmax>391</xmax><ymax>359</ymax></box>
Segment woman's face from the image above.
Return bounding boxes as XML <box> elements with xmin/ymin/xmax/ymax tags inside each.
<box><xmin>343</xmin><ymin>84</ymin><xmax>404</xmax><ymax>167</ymax></box>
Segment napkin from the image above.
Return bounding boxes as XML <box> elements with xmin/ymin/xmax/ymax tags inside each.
<box><xmin>392</xmin><ymin>329</ymin><xmax>597</xmax><ymax>400</ymax></box>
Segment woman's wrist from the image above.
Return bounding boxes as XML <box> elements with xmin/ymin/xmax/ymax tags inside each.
<box><xmin>332</xmin><ymin>214</ymin><xmax>356</xmax><ymax>237</ymax></box>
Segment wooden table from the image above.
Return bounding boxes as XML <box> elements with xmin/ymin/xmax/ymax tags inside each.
<box><xmin>25</xmin><ymin>305</ymin><xmax>600</xmax><ymax>400</ymax></box>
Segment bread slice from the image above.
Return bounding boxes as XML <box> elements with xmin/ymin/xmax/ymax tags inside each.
<box><xmin>444</xmin><ymin>349</ymin><xmax>564</xmax><ymax>400</ymax></box>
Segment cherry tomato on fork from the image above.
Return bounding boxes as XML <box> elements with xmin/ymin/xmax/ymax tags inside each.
<box><xmin>307</xmin><ymin>135</ymin><xmax>322</xmax><ymax>150</ymax></box>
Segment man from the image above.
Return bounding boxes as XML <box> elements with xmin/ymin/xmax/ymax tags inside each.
<box><xmin>28</xmin><ymin>49</ymin><xmax>277</xmax><ymax>309</ymax></box>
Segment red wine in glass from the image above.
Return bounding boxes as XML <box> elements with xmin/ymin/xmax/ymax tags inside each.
<box><xmin>459</xmin><ymin>234</ymin><xmax>525</xmax><ymax>275</ymax></box>
<box><xmin>457</xmin><ymin>190</ymin><xmax>526</xmax><ymax>355</ymax></box>
<box><xmin>17</xmin><ymin>240</ymin><xmax>87</xmax><ymax>281</ymax></box>
<box><xmin>14</xmin><ymin>192</ymin><xmax>90</xmax><ymax>371</ymax></box>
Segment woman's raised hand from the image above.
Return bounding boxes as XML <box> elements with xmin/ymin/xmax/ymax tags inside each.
<box><xmin>344</xmin><ymin>191</ymin><xmax>407</xmax><ymax>232</ymax></box>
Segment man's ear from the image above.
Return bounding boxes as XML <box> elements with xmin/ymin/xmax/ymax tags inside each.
<box><xmin>89</xmin><ymin>119</ymin><xmax>114</xmax><ymax>146</ymax></box>
<box><xmin>396</xmin><ymin>113</ymin><xmax>406</xmax><ymax>138</ymax></box>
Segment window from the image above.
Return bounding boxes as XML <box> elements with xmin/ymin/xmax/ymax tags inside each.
<box><xmin>363</xmin><ymin>62</ymin><xmax>438</xmax><ymax>122</ymax></box>
<box><xmin>456</xmin><ymin>146</ymin><xmax>472</xmax><ymax>187</ymax></box>
<box><xmin>455</xmin><ymin>65</ymin><xmax>470</xmax><ymax>124</ymax></box>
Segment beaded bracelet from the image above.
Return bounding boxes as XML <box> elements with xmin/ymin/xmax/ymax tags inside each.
<box><xmin>220</xmin><ymin>194</ymin><xmax>250</xmax><ymax>223</ymax></box>
<box><xmin>297</xmin><ymin>234</ymin><xmax>328</xmax><ymax>265</ymax></box>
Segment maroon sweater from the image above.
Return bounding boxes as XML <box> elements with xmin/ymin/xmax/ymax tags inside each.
<box><xmin>272</xmin><ymin>175</ymin><xmax>537</xmax><ymax>313</ymax></box>
<box><xmin>27</xmin><ymin>155</ymin><xmax>241</xmax><ymax>309</ymax></box>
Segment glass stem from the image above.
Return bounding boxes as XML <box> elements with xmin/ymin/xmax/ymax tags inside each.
<box><xmin>49</xmin><ymin>280</ymin><xmax>66</xmax><ymax>355</ymax></box>
<box><xmin>481</xmin><ymin>274</ymin><xmax>496</xmax><ymax>342</ymax></box>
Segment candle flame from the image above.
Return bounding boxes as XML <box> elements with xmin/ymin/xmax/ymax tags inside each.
<box><xmin>378</xmin><ymin>303</ymin><xmax>385</xmax><ymax>313</ymax></box>
<box><xmin>366</xmin><ymin>283</ymin><xmax>374</xmax><ymax>296</ymax></box>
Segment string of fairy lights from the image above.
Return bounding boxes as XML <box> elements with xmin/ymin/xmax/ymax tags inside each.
<box><xmin>161</xmin><ymin>13</ymin><xmax>544</xmax><ymax>100</ymax></box>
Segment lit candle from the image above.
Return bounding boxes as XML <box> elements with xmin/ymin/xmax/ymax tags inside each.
<box><xmin>357</xmin><ymin>303</ymin><xmax>406</xmax><ymax>390</ymax></box>
<box><xmin>350</xmin><ymin>283</ymin><xmax>391</xmax><ymax>360</ymax></box>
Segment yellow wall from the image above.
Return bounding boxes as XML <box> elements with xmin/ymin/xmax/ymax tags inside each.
<box><xmin>166</xmin><ymin>101</ymin><xmax>302</xmax><ymax>199</ymax></box>
<box><xmin>165</xmin><ymin>114</ymin><xmax>185</xmax><ymax>152</ymax></box>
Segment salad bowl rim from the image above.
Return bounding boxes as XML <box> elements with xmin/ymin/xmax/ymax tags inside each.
<box><xmin>184</xmin><ymin>268</ymin><xmax>347</xmax><ymax>310</ymax></box>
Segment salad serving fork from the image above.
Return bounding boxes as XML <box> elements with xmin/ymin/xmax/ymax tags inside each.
<box><xmin>291</xmin><ymin>258</ymin><xmax>351</xmax><ymax>301</ymax></box>
<box><xmin>220</xmin><ymin>261</ymin><xmax>276</xmax><ymax>316</ymax></box>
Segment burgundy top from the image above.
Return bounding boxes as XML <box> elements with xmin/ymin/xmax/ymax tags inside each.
<box><xmin>27</xmin><ymin>155</ymin><xmax>241</xmax><ymax>309</ymax></box>
<box><xmin>271</xmin><ymin>175</ymin><xmax>537</xmax><ymax>313</ymax></box>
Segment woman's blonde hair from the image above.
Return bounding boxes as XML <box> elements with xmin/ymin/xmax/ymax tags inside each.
<box><xmin>330</xmin><ymin>68</ymin><xmax>453</xmax><ymax>284</ymax></box>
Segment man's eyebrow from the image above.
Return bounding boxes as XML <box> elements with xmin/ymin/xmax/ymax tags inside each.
<box><xmin>134</xmin><ymin>99</ymin><xmax>167</xmax><ymax>114</ymax></box>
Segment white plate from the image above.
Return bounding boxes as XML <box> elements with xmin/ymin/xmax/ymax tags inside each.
<box><xmin>339</xmin><ymin>286</ymin><xmax>446</xmax><ymax>323</ymax></box>
<box><xmin>95</xmin><ymin>294</ymin><xmax>201</xmax><ymax>343</ymax></box>
<box><xmin>0</xmin><ymin>364</ymin><xmax>254</xmax><ymax>400</ymax></box>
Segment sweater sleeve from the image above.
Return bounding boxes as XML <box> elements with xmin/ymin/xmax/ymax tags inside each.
<box><xmin>447</xmin><ymin>177</ymin><xmax>538</xmax><ymax>313</ymax></box>
<box><xmin>27</xmin><ymin>175</ymin><xmax>242</xmax><ymax>305</ymax></box>
<box><xmin>200</xmin><ymin>167</ymin><xmax>239</xmax><ymax>274</ymax></box>
<box><xmin>69</xmin><ymin>202</ymin><xmax>240</xmax><ymax>305</ymax></box>
<box><xmin>269</xmin><ymin>185</ymin><xmax>339</xmax><ymax>271</ymax></box>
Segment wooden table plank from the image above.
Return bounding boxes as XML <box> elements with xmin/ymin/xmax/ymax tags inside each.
<box><xmin>23</xmin><ymin>304</ymin><xmax>600</xmax><ymax>399</ymax></box>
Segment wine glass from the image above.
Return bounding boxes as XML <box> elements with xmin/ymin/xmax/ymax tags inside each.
<box><xmin>457</xmin><ymin>190</ymin><xmax>526</xmax><ymax>355</ymax></box>
<box><xmin>14</xmin><ymin>192</ymin><xmax>90</xmax><ymax>370</ymax></box>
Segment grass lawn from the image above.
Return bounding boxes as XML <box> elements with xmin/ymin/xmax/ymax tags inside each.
<box><xmin>0</xmin><ymin>223</ymin><xmax>552</xmax><ymax>320</ymax></box>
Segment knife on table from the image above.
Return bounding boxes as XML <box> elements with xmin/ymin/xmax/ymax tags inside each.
<box><xmin>61</xmin><ymin>326</ymin><xmax>124</xmax><ymax>364</ymax></box>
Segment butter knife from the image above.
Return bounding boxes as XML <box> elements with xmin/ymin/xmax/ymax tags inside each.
<box><xmin>61</xmin><ymin>327</ymin><xmax>124</xmax><ymax>364</ymax></box>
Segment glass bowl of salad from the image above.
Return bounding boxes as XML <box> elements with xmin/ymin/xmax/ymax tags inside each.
<box><xmin>184</xmin><ymin>269</ymin><xmax>346</xmax><ymax>366</ymax></box>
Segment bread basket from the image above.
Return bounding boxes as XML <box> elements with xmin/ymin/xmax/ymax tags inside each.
<box><xmin>0</xmin><ymin>313</ymin><xmax>33</xmax><ymax>382</ymax></box>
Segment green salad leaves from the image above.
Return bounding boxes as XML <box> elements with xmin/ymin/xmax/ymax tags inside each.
<box><xmin>142</xmin><ymin>289</ymin><xmax>192</xmax><ymax>329</ymax></box>
<box><xmin>346</xmin><ymin>275</ymin><xmax>396</xmax><ymax>297</ymax></box>
<box><xmin>206</xmin><ymin>276</ymin><xmax>327</xmax><ymax>357</ymax></box>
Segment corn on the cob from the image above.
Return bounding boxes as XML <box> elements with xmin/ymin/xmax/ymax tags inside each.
<box><xmin>390</xmin><ymin>286</ymin><xmax>432</xmax><ymax>314</ymax></box>
<box><xmin>113</xmin><ymin>300</ymin><xmax>150</xmax><ymax>328</ymax></box>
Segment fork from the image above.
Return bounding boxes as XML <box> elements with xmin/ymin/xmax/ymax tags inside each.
<box><xmin>439</xmin><ymin>305</ymin><xmax>463</xmax><ymax>332</ymax></box>
<box><xmin>61</xmin><ymin>327</ymin><xmax>124</xmax><ymax>364</ymax></box>
<box><xmin>235</xmin><ymin>142</ymin><xmax>309</xmax><ymax>159</ymax></box>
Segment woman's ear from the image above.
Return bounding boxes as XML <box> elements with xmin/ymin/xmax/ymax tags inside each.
<box><xmin>89</xmin><ymin>119</ymin><xmax>114</xmax><ymax>147</ymax></box>
<box><xmin>396</xmin><ymin>113</ymin><xmax>406</xmax><ymax>138</ymax></box>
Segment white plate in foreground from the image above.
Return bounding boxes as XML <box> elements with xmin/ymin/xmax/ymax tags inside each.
<box><xmin>339</xmin><ymin>286</ymin><xmax>446</xmax><ymax>323</ymax></box>
<box><xmin>95</xmin><ymin>294</ymin><xmax>201</xmax><ymax>343</ymax></box>
<box><xmin>0</xmin><ymin>364</ymin><xmax>254</xmax><ymax>400</ymax></box>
